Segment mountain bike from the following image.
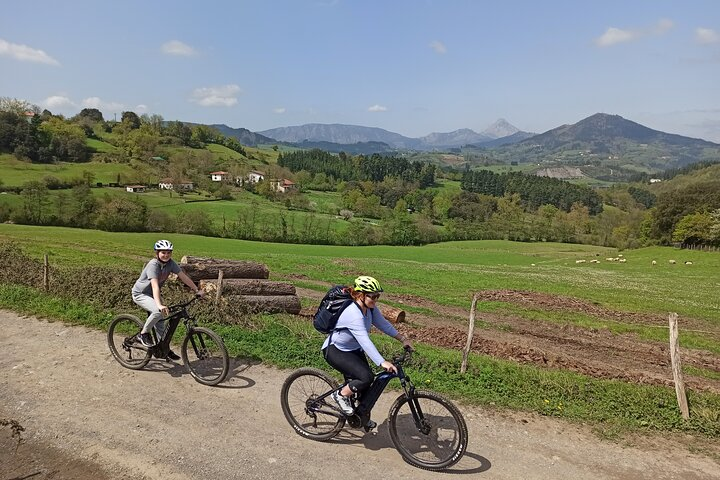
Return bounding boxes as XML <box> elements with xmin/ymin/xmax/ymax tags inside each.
<box><xmin>107</xmin><ymin>295</ymin><xmax>230</xmax><ymax>386</ymax></box>
<box><xmin>280</xmin><ymin>347</ymin><xmax>468</xmax><ymax>471</ymax></box>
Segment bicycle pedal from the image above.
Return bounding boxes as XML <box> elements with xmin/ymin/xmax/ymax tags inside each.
<box><xmin>363</xmin><ymin>420</ymin><xmax>377</xmax><ymax>432</ymax></box>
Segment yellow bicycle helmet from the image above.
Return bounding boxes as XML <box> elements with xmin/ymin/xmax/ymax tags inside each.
<box><xmin>353</xmin><ymin>275</ymin><xmax>383</xmax><ymax>293</ymax></box>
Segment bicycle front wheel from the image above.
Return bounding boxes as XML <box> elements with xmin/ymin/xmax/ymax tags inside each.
<box><xmin>181</xmin><ymin>327</ymin><xmax>229</xmax><ymax>386</ymax></box>
<box><xmin>280</xmin><ymin>368</ymin><xmax>345</xmax><ymax>441</ymax></box>
<box><xmin>388</xmin><ymin>390</ymin><xmax>468</xmax><ymax>471</ymax></box>
<box><xmin>107</xmin><ymin>314</ymin><xmax>151</xmax><ymax>370</ymax></box>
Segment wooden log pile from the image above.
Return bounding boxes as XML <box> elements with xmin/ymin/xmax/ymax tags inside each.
<box><xmin>181</xmin><ymin>256</ymin><xmax>299</xmax><ymax>315</ymax></box>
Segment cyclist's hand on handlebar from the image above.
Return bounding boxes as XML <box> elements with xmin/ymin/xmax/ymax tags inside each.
<box><xmin>159</xmin><ymin>304</ymin><xmax>169</xmax><ymax>315</ymax></box>
<box><xmin>402</xmin><ymin>339</ymin><xmax>414</xmax><ymax>351</ymax></box>
<box><xmin>381</xmin><ymin>360</ymin><xmax>398</xmax><ymax>374</ymax></box>
<box><xmin>195</xmin><ymin>289</ymin><xmax>205</xmax><ymax>298</ymax></box>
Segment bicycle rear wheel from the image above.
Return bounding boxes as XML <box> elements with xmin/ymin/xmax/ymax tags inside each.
<box><xmin>107</xmin><ymin>314</ymin><xmax>151</xmax><ymax>370</ymax></box>
<box><xmin>388</xmin><ymin>390</ymin><xmax>468</xmax><ymax>471</ymax></box>
<box><xmin>280</xmin><ymin>368</ymin><xmax>345</xmax><ymax>441</ymax></box>
<box><xmin>181</xmin><ymin>327</ymin><xmax>229</xmax><ymax>386</ymax></box>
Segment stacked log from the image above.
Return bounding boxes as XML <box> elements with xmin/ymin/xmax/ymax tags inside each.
<box><xmin>180</xmin><ymin>257</ymin><xmax>297</xmax><ymax>315</ymax></box>
<box><xmin>199</xmin><ymin>279</ymin><xmax>295</xmax><ymax>296</ymax></box>
<box><xmin>180</xmin><ymin>256</ymin><xmax>269</xmax><ymax>281</ymax></box>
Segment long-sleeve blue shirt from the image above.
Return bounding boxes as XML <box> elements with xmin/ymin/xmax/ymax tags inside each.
<box><xmin>322</xmin><ymin>301</ymin><xmax>398</xmax><ymax>366</ymax></box>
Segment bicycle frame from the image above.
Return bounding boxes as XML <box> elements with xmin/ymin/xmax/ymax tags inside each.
<box><xmin>314</xmin><ymin>349</ymin><xmax>420</xmax><ymax>430</ymax></box>
<box><xmin>143</xmin><ymin>297</ymin><xmax>199</xmax><ymax>359</ymax></box>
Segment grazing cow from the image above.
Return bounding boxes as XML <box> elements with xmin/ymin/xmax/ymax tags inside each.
<box><xmin>651</xmin><ymin>260</ymin><xmax>657</xmax><ymax>265</ymax></box>
<box><xmin>685</xmin><ymin>261</ymin><xmax>693</xmax><ymax>265</ymax></box>
<box><xmin>669</xmin><ymin>260</ymin><xmax>676</xmax><ymax>264</ymax></box>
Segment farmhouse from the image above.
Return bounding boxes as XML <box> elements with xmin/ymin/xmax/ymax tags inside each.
<box><xmin>158</xmin><ymin>178</ymin><xmax>194</xmax><ymax>191</ymax></box>
<box><xmin>125</xmin><ymin>185</ymin><xmax>146</xmax><ymax>193</ymax></box>
<box><xmin>271</xmin><ymin>178</ymin><xmax>297</xmax><ymax>193</ymax></box>
<box><xmin>247</xmin><ymin>170</ymin><xmax>265</xmax><ymax>183</ymax></box>
<box><xmin>210</xmin><ymin>171</ymin><xmax>229</xmax><ymax>182</ymax></box>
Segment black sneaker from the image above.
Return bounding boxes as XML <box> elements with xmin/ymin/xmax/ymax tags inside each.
<box><xmin>138</xmin><ymin>332</ymin><xmax>155</xmax><ymax>347</ymax></box>
<box><xmin>167</xmin><ymin>349</ymin><xmax>181</xmax><ymax>361</ymax></box>
<box><xmin>364</xmin><ymin>419</ymin><xmax>377</xmax><ymax>432</ymax></box>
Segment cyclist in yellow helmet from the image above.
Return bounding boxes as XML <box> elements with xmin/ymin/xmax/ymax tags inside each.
<box><xmin>322</xmin><ymin>275</ymin><xmax>413</xmax><ymax>423</ymax></box>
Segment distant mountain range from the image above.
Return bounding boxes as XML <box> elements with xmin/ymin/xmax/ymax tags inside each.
<box><xmin>255</xmin><ymin>118</ymin><xmax>533</xmax><ymax>151</ymax></box>
<box><xmin>210</xmin><ymin>113</ymin><xmax>720</xmax><ymax>173</ymax></box>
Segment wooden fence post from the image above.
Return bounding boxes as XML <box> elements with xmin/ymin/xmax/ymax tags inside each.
<box><xmin>461</xmin><ymin>293</ymin><xmax>479</xmax><ymax>374</ymax></box>
<box><xmin>43</xmin><ymin>254</ymin><xmax>49</xmax><ymax>292</ymax></box>
<box><xmin>214</xmin><ymin>270</ymin><xmax>224</xmax><ymax>305</ymax></box>
<box><xmin>668</xmin><ymin>312</ymin><xmax>690</xmax><ymax>420</ymax></box>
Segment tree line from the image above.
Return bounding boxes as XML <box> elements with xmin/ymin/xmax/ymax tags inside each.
<box><xmin>278</xmin><ymin>149</ymin><xmax>436</xmax><ymax>187</ymax></box>
<box><xmin>461</xmin><ymin>170</ymin><xmax>604</xmax><ymax>215</ymax></box>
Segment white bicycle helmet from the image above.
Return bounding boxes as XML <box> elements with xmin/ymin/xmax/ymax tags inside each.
<box><xmin>154</xmin><ymin>239</ymin><xmax>174</xmax><ymax>251</ymax></box>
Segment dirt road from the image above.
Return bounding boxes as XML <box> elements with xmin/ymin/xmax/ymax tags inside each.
<box><xmin>1</xmin><ymin>310</ymin><xmax>718</xmax><ymax>480</ymax></box>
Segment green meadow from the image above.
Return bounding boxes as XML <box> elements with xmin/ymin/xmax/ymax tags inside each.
<box><xmin>1</xmin><ymin>223</ymin><xmax>718</xmax><ymax>323</ymax></box>
<box><xmin>0</xmin><ymin>153</ymin><xmax>136</xmax><ymax>187</ymax></box>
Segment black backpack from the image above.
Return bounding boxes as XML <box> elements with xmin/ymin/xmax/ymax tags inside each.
<box><xmin>313</xmin><ymin>285</ymin><xmax>356</xmax><ymax>334</ymax></box>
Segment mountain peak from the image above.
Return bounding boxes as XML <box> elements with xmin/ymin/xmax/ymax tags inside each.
<box><xmin>482</xmin><ymin>119</ymin><xmax>520</xmax><ymax>139</ymax></box>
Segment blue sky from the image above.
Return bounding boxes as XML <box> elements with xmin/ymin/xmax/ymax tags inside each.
<box><xmin>2</xmin><ymin>0</ymin><xmax>720</xmax><ymax>141</ymax></box>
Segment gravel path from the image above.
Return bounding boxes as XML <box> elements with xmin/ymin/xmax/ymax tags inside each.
<box><xmin>1</xmin><ymin>309</ymin><xmax>718</xmax><ymax>480</ymax></box>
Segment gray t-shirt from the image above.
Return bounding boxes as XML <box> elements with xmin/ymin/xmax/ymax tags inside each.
<box><xmin>132</xmin><ymin>258</ymin><xmax>182</xmax><ymax>296</ymax></box>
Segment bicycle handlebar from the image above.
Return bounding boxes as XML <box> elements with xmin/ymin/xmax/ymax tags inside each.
<box><xmin>392</xmin><ymin>345</ymin><xmax>414</xmax><ymax>366</ymax></box>
<box><xmin>168</xmin><ymin>294</ymin><xmax>202</xmax><ymax>314</ymax></box>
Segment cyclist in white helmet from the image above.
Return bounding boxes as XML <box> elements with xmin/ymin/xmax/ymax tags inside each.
<box><xmin>131</xmin><ymin>239</ymin><xmax>204</xmax><ymax>359</ymax></box>
<box><xmin>323</xmin><ymin>275</ymin><xmax>412</xmax><ymax>426</ymax></box>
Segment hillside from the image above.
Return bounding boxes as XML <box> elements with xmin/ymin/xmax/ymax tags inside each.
<box><xmin>465</xmin><ymin>113</ymin><xmax>720</xmax><ymax>180</ymax></box>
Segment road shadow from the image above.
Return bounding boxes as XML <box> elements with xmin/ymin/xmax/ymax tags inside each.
<box><xmin>329</xmin><ymin>419</ymin><xmax>490</xmax><ymax>474</ymax></box>
<box><xmin>216</xmin><ymin>357</ymin><xmax>260</xmax><ymax>389</ymax></box>
<box><xmin>128</xmin><ymin>355</ymin><xmax>259</xmax><ymax>388</ymax></box>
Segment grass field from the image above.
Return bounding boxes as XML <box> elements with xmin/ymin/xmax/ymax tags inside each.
<box><xmin>1</xmin><ymin>223</ymin><xmax>718</xmax><ymax>323</ymax></box>
<box><xmin>0</xmin><ymin>154</ymin><xmax>136</xmax><ymax>187</ymax></box>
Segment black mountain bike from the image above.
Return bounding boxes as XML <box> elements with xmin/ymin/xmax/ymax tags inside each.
<box><xmin>280</xmin><ymin>347</ymin><xmax>468</xmax><ymax>471</ymax></box>
<box><xmin>107</xmin><ymin>295</ymin><xmax>230</xmax><ymax>386</ymax></box>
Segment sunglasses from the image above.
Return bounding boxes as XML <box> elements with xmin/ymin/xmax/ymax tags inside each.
<box><xmin>366</xmin><ymin>293</ymin><xmax>381</xmax><ymax>300</ymax></box>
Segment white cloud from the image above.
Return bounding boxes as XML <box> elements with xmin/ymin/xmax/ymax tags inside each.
<box><xmin>43</xmin><ymin>95</ymin><xmax>75</xmax><ymax>109</ymax></box>
<box><xmin>161</xmin><ymin>40</ymin><xmax>197</xmax><ymax>56</ymax></box>
<box><xmin>696</xmin><ymin>27</ymin><xmax>720</xmax><ymax>44</ymax></box>
<box><xmin>273</xmin><ymin>107</ymin><xmax>286</xmax><ymax>114</ymax></box>
<box><xmin>654</xmin><ymin>18</ymin><xmax>674</xmax><ymax>35</ymax></box>
<box><xmin>0</xmin><ymin>38</ymin><xmax>60</xmax><ymax>65</ymax></box>
<box><xmin>595</xmin><ymin>19</ymin><xmax>674</xmax><ymax>47</ymax></box>
<box><xmin>429</xmin><ymin>40</ymin><xmax>447</xmax><ymax>54</ymax></box>
<box><xmin>595</xmin><ymin>27</ymin><xmax>640</xmax><ymax>47</ymax></box>
<box><xmin>190</xmin><ymin>84</ymin><xmax>242</xmax><ymax>107</ymax></box>
<box><xmin>81</xmin><ymin>96</ymin><xmax>125</xmax><ymax>112</ymax></box>
<box><xmin>368</xmin><ymin>104</ymin><xmax>387</xmax><ymax>112</ymax></box>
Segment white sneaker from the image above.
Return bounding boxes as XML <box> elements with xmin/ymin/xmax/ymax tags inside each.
<box><xmin>331</xmin><ymin>391</ymin><xmax>354</xmax><ymax>415</ymax></box>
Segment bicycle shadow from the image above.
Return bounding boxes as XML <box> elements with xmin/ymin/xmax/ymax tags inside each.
<box><xmin>216</xmin><ymin>357</ymin><xmax>260</xmax><ymax>389</ymax></box>
<box><xmin>141</xmin><ymin>357</ymin><xmax>257</xmax><ymax>389</ymax></box>
<box><xmin>331</xmin><ymin>419</ymin><xmax>491</xmax><ymax>474</ymax></box>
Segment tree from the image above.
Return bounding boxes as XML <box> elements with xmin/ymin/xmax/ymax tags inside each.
<box><xmin>121</xmin><ymin>111</ymin><xmax>141</xmax><ymax>130</ymax></box>
<box><xmin>75</xmin><ymin>108</ymin><xmax>104</xmax><ymax>123</ymax></box>
<box><xmin>21</xmin><ymin>181</ymin><xmax>51</xmax><ymax>224</ymax></box>
<box><xmin>38</xmin><ymin>118</ymin><xmax>90</xmax><ymax>162</ymax></box>
<box><xmin>70</xmin><ymin>183</ymin><xmax>97</xmax><ymax>228</ymax></box>
<box><xmin>0</xmin><ymin>97</ymin><xmax>39</xmax><ymax>115</ymax></box>
<box><xmin>95</xmin><ymin>196</ymin><xmax>148</xmax><ymax>231</ymax></box>
<box><xmin>672</xmin><ymin>212</ymin><xmax>713</xmax><ymax>245</ymax></box>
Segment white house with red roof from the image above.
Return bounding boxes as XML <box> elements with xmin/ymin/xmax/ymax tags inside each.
<box><xmin>210</xmin><ymin>171</ymin><xmax>229</xmax><ymax>182</ymax></box>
